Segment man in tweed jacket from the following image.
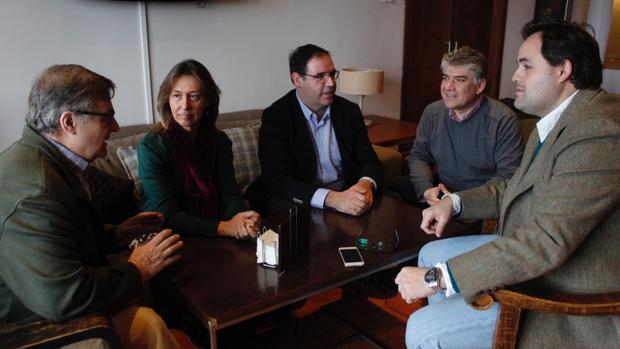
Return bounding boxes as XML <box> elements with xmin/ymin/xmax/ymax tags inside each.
<box><xmin>395</xmin><ymin>21</ymin><xmax>620</xmax><ymax>348</ymax></box>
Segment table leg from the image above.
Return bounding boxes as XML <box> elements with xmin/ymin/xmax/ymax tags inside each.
<box><xmin>208</xmin><ymin>318</ymin><xmax>218</xmax><ymax>349</ymax></box>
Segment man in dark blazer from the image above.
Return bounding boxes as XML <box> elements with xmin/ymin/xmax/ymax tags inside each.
<box><xmin>257</xmin><ymin>44</ymin><xmax>383</xmax><ymax>216</ymax></box>
<box><xmin>0</xmin><ymin>65</ymin><xmax>184</xmax><ymax>348</ymax></box>
<box><xmin>395</xmin><ymin>21</ymin><xmax>620</xmax><ymax>348</ymax></box>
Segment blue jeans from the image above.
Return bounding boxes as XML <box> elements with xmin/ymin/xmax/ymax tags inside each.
<box><xmin>406</xmin><ymin>235</ymin><xmax>500</xmax><ymax>349</ymax></box>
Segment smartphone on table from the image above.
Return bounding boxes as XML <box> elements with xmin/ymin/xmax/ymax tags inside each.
<box><xmin>338</xmin><ymin>246</ymin><xmax>365</xmax><ymax>267</ymax></box>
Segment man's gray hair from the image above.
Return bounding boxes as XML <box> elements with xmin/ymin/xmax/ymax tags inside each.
<box><xmin>440</xmin><ymin>47</ymin><xmax>488</xmax><ymax>84</ymax></box>
<box><xmin>25</xmin><ymin>64</ymin><xmax>115</xmax><ymax>135</ymax></box>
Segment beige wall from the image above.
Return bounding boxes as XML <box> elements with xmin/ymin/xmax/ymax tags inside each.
<box><xmin>499</xmin><ymin>0</ymin><xmax>537</xmax><ymax>98</ymax></box>
<box><xmin>0</xmin><ymin>0</ymin><xmax>617</xmax><ymax>151</ymax></box>
<box><xmin>0</xmin><ymin>1</ymin><xmax>148</xmax><ymax>150</ymax></box>
<box><xmin>0</xmin><ymin>0</ymin><xmax>406</xmax><ymax>151</ymax></box>
<box><xmin>499</xmin><ymin>0</ymin><xmax>620</xmax><ymax>98</ymax></box>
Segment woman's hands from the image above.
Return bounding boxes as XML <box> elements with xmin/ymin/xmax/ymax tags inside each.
<box><xmin>217</xmin><ymin>210</ymin><xmax>261</xmax><ymax>239</ymax></box>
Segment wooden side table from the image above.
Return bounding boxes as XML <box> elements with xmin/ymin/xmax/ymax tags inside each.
<box><xmin>365</xmin><ymin>115</ymin><xmax>418</xmax><ymax>155</ymax></box>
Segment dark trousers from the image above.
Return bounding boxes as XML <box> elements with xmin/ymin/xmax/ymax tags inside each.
<box><xmin>383</xmin><ymin>175</ymin><xmax>428</xmax><ymax>209</ymax></box>
<box><xmin>385</xmin><ymin>175</ymin><xmax>484</xmax><ymax>233</ymax></box>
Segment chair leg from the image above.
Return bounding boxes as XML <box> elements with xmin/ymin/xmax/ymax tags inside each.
<box><xmin>492</xmin><ymin>304</ymin><xmax>521</xmax><ymax>349</ymax></box>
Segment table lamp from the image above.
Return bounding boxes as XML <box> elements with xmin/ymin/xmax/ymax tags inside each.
<box><xmin>338</xmin><ymin>68</ymin><xmax>384</xmax><ymax>117</ymax></box>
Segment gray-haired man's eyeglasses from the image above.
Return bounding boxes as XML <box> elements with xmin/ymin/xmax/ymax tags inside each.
<box><xmin>73</xmin><ymin>110</ymin><xmax>116</xmax><ymax>119</ymax></box>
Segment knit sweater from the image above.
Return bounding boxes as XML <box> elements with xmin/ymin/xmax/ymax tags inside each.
<box><xmin>408</xmin><ymin>97</ymin><xmax>523</xmax><ymax>202</ymax></box>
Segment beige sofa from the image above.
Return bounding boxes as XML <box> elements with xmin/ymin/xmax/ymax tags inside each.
<box><xmin>91</xmin><ymin>109</ymin><xmax>403</xmax><ymax>205</ymax></box>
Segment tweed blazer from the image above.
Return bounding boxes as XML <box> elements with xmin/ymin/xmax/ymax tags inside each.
<box><xmin>449</xmin><ymin>89</ymin><xmax>620</xmax><ymax>348</ymax></box>
<box><xmin>0</xmin><ymin>126</ymin><xmax>143</xmax><ymax>324</ymax></box>
<box><xmin>257</xmin><ymin>89</ymin><xmax>383</xmax><ymax>211</ymax></box>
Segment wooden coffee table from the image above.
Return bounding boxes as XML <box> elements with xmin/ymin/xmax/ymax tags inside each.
<box><xmin>164</xmin><ymin>196</ymin><xmax>470</xmax><ymax>348</ymax></box>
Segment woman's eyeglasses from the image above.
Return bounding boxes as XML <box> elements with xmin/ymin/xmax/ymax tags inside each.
<box><xmin>356</xmin><ymin>225</ymin><xmax>400</xmax><ymax>253</ymax></box>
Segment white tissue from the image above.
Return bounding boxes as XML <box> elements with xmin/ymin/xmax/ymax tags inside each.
<box><xmin>256</xmin><ymin>229</ymin><xmax>279</xmax><ymax>266</ymax></box>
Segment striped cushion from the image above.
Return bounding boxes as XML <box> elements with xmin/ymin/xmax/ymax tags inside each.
<box><xmin>223</xmin><ymin>123</ymin><xmax>261</xmax><ymax>192</ymax></box>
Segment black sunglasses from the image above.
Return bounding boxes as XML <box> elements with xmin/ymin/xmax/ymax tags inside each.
<box><xmin>356</xmin><ymin>225</ymin><xmax>400</xmax><ymax>253</ymax></box>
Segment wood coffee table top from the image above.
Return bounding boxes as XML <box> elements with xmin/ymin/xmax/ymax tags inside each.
<box><xmin>163</xmin><ymin>196</ymin><xmax>471</xmax><ymax>336</ymax></box>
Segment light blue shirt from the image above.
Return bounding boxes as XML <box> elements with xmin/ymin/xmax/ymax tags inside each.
<box><xmin>296</xmin><ymin>92</ymin><xmax>345</xmax><ymax>208</ymax></box>
<box><xmin>46</xmin><ymin>136</ymin><xmax>89</xmax><ymax>171</ymax></box>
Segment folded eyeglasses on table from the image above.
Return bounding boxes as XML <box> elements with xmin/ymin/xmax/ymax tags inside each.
<box><xmin>356</xmin><ymin>225</ymin><xmax>399</xmax><ymax>253</ymax></box>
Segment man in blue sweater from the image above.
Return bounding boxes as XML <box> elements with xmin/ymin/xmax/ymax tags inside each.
<box><xmin>385</xmin><ymin>47</ymin><xmax>523</xmax><ymax>207</ymax></box>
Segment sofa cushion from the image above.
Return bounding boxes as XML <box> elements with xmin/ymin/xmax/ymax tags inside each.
<box><xmin>222</xmin><ymin>123</ymin><xmax>261</xmax><ymax>191</ymax></box>
<box><xmin>117</xmin><ymin>146</ymin><xmax>142</xmax><ymax>197</ymax></box>
<box><xmin>111</xmin><ymin>124</ymin><xmax>261</xmax><ymax>197</ymax></box>
<box><xmin>93</xmin><ymin>132</ymin><xmax>147</xmax><ymax>179</ymax></box>
<box><xmin>372</xmin><ymin>145</ymin><xmax>402</xmax><ymax>182</ymax></box>
<box><xmin>88</xmin><ymin>109</ymin><xmax>402</xmax><ymax>199</ymax></box>
<box><xmin>216</xmin><ymin>109</ymin><xmax>262</xmax><ymax>129</ymax></box>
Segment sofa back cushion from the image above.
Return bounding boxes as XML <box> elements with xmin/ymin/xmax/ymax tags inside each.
<box><xmin>92</xmin><ymin>110</ymin><xmax>263</xmax><ymax>180</ymax></box>
<box><xmin>222</xmin><ymin>123</ymin><xmax>261</xmax><ymax>192</ymax></box>
<box><xmin>117</xmin><ymin>146</ymin><xmax>143</xmax><ymax>197</ymax></box>
<box><xmin>93</xmin><ymin>132</ymin><xmax>148</xmax><ymax>179</ymax></box>
<box><xmin>107</xmin><ymin>123</ymin><xmax>261</xmax><ymax>199</ymax></box>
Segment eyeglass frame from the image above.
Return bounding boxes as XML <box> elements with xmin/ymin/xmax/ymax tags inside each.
<box><xmin>302</xmin><ymin>69</ymin><xmax>340</xmax><ymax>82</ymax></box>
<box><xmin>73</xmin><ymin>109</ymin><xmax>116</xmax><ymax>119</ymax></box>
<box><xmin>355</xmin><ymin>225</ymin><xmax>400</xmax><ymax>254</ymax></box>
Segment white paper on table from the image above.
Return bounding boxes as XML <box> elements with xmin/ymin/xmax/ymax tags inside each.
<box><xmin>256</xmin><ymin>229</ymin><xmax>279</xmax><ymax>267</ymax></box>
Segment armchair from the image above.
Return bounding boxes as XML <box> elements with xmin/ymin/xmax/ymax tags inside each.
<box><xmin>0</xmin><ymin>314</ymin><xmax>121</xmax><ymax>348</ymax></box>
<box><xmin>472</xmin><ymin>287</ymin><xmax>620</xmax><ymax>349</ymax></box>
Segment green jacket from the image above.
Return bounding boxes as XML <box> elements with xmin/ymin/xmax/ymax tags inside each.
<box><xmin>138</xmin><ymin>131</ymin><xmax>246</xmax><ymax>237</ymax></box>
<box><xmin>0</xmin><ymin>126</ymin><xmax>143</xmax><ymax>325</ymax></box>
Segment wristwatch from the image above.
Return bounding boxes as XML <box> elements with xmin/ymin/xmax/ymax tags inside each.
<box><xmin>424</xmin><ymin>267</ymin><xmax>444</xmax><ymax>293</ymax></box>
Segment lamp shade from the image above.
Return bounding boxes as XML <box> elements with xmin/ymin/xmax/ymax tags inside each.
<box><xmin>338</xmin><ymin>68</ymin><xmax>384</xmax><ymax>96</ymax></box>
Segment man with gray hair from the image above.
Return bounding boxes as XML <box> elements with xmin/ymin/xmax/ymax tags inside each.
<box><xmin>385</xmin><ymin>47</ymin><xmax>523</xmax><ymax>208</ymax></box>
<box><xmin>0</xmin><ymin>64</ymin><xmax>184</xmax><ymax>348</ymax></box>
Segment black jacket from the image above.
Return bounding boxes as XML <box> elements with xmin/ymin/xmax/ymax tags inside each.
<box><xmin>253</xmin><ymin>89</ymin><xmax>382</xmax><ymax>214</ymax></box>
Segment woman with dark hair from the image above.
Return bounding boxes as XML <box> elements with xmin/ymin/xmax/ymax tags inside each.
<box><xmin>138</xmin><ymin>59</ymin><xmax>260</xmax><ymax>239</ymax></box>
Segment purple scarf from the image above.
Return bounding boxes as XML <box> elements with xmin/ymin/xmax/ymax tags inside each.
<box><xmin>162</xmin><ymin>120</ymin><xmax>218</xmax><ymax>218</ymax></box>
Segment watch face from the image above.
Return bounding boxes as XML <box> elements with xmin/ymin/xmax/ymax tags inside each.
<box><xmin>425</xmin><ymin>268</ymin><xmax>438</xmax><ymax>283</ymax></box>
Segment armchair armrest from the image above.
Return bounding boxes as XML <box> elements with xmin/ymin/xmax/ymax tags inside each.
<box><xmin>486</xmin><ymin>288</ymin><xmax>620</xmax><ymax>315</ymax></box>
<box><xmin>0</xmin><ymin>314</ymin><xmax>121</xmax><ymax>348</ymax></box>
<box><xmin>471</xmin><ymin>287</ymin><xmax>620</xmax><ymax>349</ymax></box>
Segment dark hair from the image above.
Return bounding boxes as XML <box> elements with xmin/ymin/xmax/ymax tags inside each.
<box><xmin>289</xmin><ymin>44</ymin><xmax>330</xmax><ymax>76</ymax></box>
<box><xmin>157</xmin><ymin>59</ymin><xmax>221</xmax><ymax>133</ymax></box>
<box><xmin>522</xmin><ymin>20</ymin><xmax>602</xmax><ymax>90</ymax></box>
<box><xmin>25</xmin><ymin>64</ymin><xmax>115</xmax><ymax>134</ymax></box>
